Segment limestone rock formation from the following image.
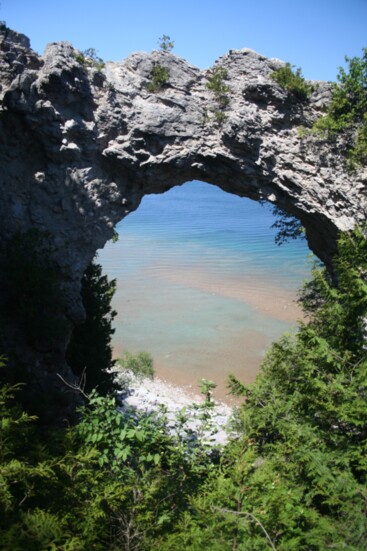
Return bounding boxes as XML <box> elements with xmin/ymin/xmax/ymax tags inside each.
<box><xmin>0</xmin><ymin>27</ymin><xmax>366</xmax><ymax>410</ymax></box>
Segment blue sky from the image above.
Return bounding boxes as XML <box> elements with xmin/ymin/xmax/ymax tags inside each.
<box><xmin>2</xmin><ymin>0</ymin><xmax>366</xmax><ymax>81</ymax></box>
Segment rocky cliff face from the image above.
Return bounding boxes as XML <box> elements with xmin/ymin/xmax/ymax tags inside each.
<box><xmin>0</xmin><ymin>28</ymin><xmax>366</xmax><ymax>408</ymax></box>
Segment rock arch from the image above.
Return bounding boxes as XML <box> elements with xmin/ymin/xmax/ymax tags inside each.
<box><xmin>0</xmin><ymin>29</ymin><xmax>366</xmax><ymax>407</ymax></box>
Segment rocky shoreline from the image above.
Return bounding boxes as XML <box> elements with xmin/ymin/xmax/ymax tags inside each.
<box><xmin>116</xmin><ymin>372</ymin><xmax>234</xmax><ymax>445</ymax></box>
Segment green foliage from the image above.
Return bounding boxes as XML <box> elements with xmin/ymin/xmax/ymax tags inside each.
<box><xmin>0</xmin><ymin>375</ymin><xmax>219</xmax><ymax>550</ymax></box>
<box><xmin>117</xmin><ymin>350</ymin><xmax>154</xmax><ymax>380</ymax></box>
<box><xmin>347</xmin><ymin>112</ymin><xmax>367</xmax><ymax>167</ymax></box>
<box><xmin>147</xmin><ymin>62</ymin><xmax>170</xmax><ymax>93</ymax></box>
<box><xmin>75</xmin><ymin>48</ymin><xmax>105</xmax><ymax>71</ymax></box>
<box><xmin>271</xmin><ymin>204</ymin><xmax>305</xmax><ymax>245</ymax></box>
<box><xmin>154</xmin><ymin>227</ymin><xmax>367</xmax><ymax>549</ymax></box>
<box><xmin>312</xmin><ymin>48</ymin><xmax>367</xmax><ymax>167</ymax></box>
<box><xmin>199</xmin><ymin>378</ymin><xmax>217</xmax><ymax>406</ymax></box>
<box><xmin>271</xmin><ymin>62</ymin><xmax>313</xmax><ymax>101</ymax></box>
<box><xmin>213</xmin><ymin>109</ymin><xmax>227</xmax><ymax>125</ymax></box>
<box><xmin>221</xmin><ymin>228</ymin><xmax>367</xmax><ymax>548</ymax></box>
<box><xmin>227</xmin><ymin>372</ymin><xmax>247</xmax><ymax>397</ymax></box>
<box><xmin>315</xmin><ymin>48</ymin><xmax>367</xmax><ymax>133</ymax></box>
<box><xmin>111</xmin><ymin>228</ymin><xmax>119</xmax><ymax>243</ymax></box>
<box><xmin>158</xmin><ymin>35</ymin><xmax>174</xmax><ymax>52</ymax></box>
<box><xmin>66</xmin><ymin>260</ymin><xmax>117</xmax><ymax>395</ymax></box>
<box><xmin>205</xmin><ymin>66</ymin><xmax>231</xmax><ymax>127</ymax></box>
<box><xmin>2</xmin><ymin>228</ymin><xmax>367</xmax><ymax>549</ymax></box>
<box><xmin>206</xmin><ymin>66</ymin><xmax>231</xmax><ymax>108</ymax></box>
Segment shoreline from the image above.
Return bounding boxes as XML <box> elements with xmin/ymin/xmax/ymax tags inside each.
<box><xmin>116</xmin><ymin>372</ymin><xmax>234</xmax><ymax>445</ymax></box>
<box><xmin>111</xmin><ymin>270</ymin><xmax>303</xmax><ymax>401</ymax></box>
<box><xmin>109</xmin><ymin>255</ymin><xmax>306</xmax><ymax>403</ymax></box>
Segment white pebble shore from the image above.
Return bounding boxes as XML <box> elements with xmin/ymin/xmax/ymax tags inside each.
<box><xmin>118</xmin><ymin>374</ymin><xmax>234</xmax><ymax>445</ymax></box>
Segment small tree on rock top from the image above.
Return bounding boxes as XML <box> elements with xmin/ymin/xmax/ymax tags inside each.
<box><xmin>158</xmin><ymin>35</ymin><xmax>174</xmax><ymax>52</ymax></box>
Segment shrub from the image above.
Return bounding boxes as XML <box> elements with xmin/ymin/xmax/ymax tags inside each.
<box><xmin>147</xmin><ymin>62</ymin><xmax>170</xmax><ymax>93</ymax></box>
<box><xmin>206</xmin><ymin>66</ymin><xmax>232</xmax><ymax>127</ymax></box>
<box><xmin>271</xmin><ymin>62</ymin><xmax>313</xmax><ymax>101</ymax></box>
<box><xmin>213</xmin><ymin>109</ymin><xmax>227</xmax><ymax>125</ymax></box>
<box><xmin>311</xmin><ymin>48</ymin><xmax>367</xmax><ymax>167</ymax></box>
<box><xmin>348</xmin><ymin>112</ymin><xmax>367</xmax><ymax>167</ymax></box>
<box><xmin>199</xmin><ymin>378</ymin><xmax>217</xmax><ymax>406</ymax></box>
<box><xmin>75</xmin><ymin>48</ymin><xmax>105</xmax><ymax>71</ymax></box>
<box><xmin>117</xmin><ymin>351</ymin><xmax>154</xmax><ymax>380</ymax></box>
<box><xmin>206</xmin><ymin>66</ymin><xmax>231</xmax><ymax>108</ymax></box>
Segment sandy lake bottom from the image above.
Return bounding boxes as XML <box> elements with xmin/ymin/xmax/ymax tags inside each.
<box><xmin>98</xmin><ymin>181</ymin><xmax>311</xmax><ymax>403</ymax></box>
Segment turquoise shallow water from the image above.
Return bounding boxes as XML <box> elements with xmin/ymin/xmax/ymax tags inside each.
<box><xmin>98</xmin><ymin>181</ymin><xmax>312</xmax><ymax>400</ymax></box>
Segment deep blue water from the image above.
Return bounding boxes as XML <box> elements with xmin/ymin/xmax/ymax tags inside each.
<box><xmin>98</xmin><ymin>181</ymin><xmax>312</xmax><ymax>399</ymax></box>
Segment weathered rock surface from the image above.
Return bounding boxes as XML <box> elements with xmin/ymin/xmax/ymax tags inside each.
<box><xmin>0</xmin><ymin>28</ymin><xmax>366</xmax><ymax>410</ymax></box>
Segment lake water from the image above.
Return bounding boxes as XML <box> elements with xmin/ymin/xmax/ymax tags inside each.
<box><xmin>97</xmin><ymin>181</ymin><xmax>312</xmax><ymax>401</ymax></box>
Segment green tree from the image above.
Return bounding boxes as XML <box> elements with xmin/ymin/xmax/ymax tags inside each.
<box><xmin>317</xmin><ymin>48</ymin><xmax>367</xmax><ymax>133</ymax></box>
<box><xmin>161</xmin><ymin>227</ymin><xmax>367</xmax><ymax>549</ymax></box>
<box><xmin>158</xmin><ymin>35</ymin><xmax>174</xmax><ymax>52</ymax></box>
<box><xmin>312</xmin><ymin>48</ymin><xmax>367</xmax><ymax>167</ymax></box>
<box><xmin>66</xmin><ymin>260</ymin><xmax>117</xmax><ymax>395</ymax></box>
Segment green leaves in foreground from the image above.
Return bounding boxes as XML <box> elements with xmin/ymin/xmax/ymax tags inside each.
<box><xmin>1</xmin><ymin>227</ymin><xmax>367</xmax><ymax>549</ymax></box>
<box><xmin>0</xmin><ymin>380</ymin><xmax>219</xmax><ymax>550</ymax></box>
<box><xmin>161</xmin><ymin>227</ymin><xmax>367</xmax><ymax>550</ymax></box>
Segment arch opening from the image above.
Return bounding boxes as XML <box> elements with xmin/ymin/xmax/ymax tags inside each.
<box><xmin>98</xmin><ymin>180</ymin><xmax>312</xmax><ymax>401</ymax></box>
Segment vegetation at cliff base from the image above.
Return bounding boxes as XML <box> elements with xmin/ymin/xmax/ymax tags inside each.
<box><xmin>66</xmin><ymin>259</ymin><xmax>117</xmax><ymax>396</ymax></box>
<box><xmin>1</xmin><ymin>227</ymin><xmax>367</xmax><ymax>549</ymax></box>
<box><xmin>117</xmin><ymin>350</ymin><xmax>154</xmax><ymax>380</ymax></box>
